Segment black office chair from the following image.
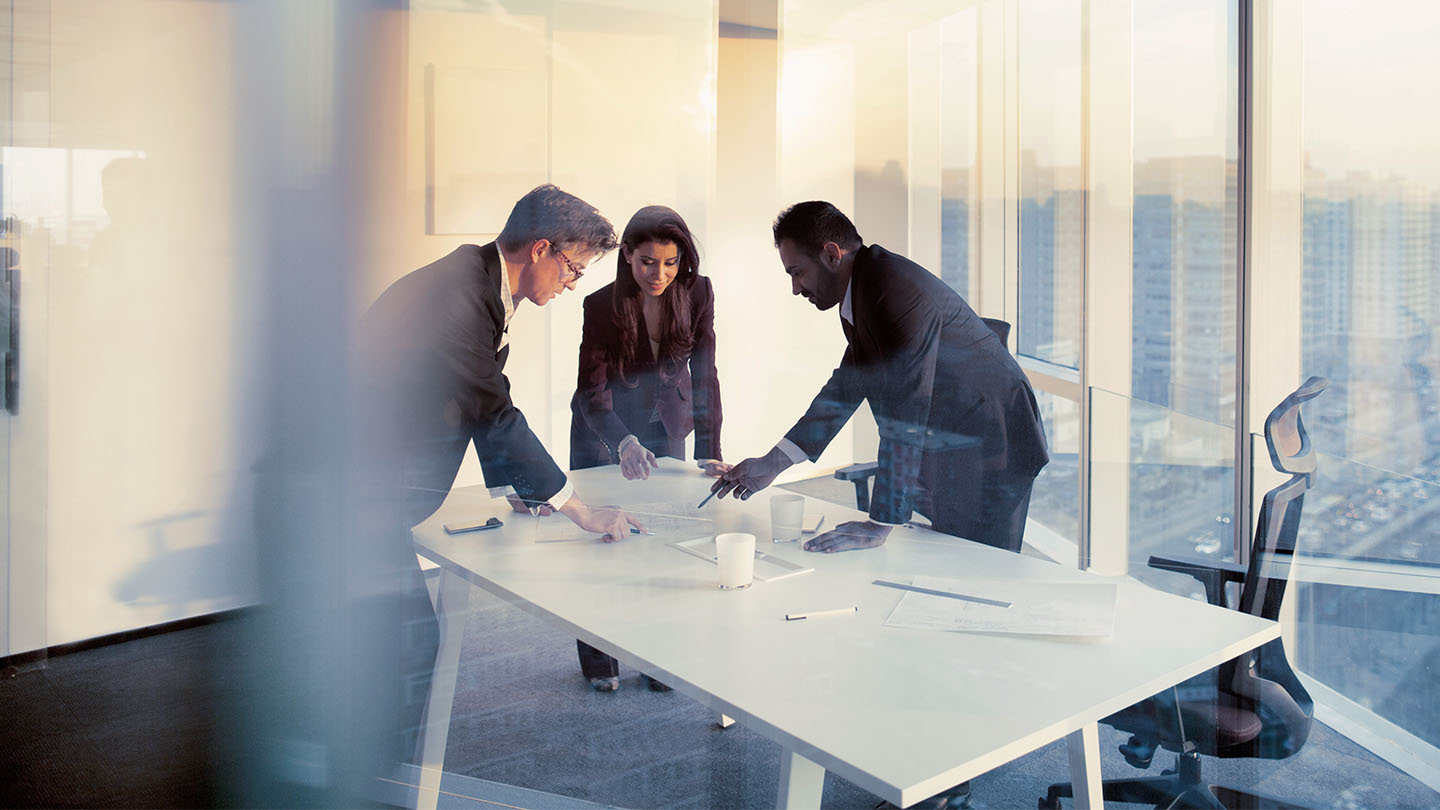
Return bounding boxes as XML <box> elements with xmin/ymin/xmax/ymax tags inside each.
<box><xmin>834</xmin><ymin>317</ymin><xmax>1011</xmax><ymax>512</ymax></box>
<box><xmin>1040</xmin><ymin>375</ymin><xmax>1329</xmax><ymax>810</ymax></box>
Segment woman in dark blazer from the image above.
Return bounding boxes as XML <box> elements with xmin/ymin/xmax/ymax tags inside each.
<box><xmin>568</xmin><ymin>204</ymin><xmax>728</xmax><ymax>691</ymax></box>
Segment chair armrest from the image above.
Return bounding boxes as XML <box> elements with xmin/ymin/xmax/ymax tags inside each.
<box><xmin>834</xmin><ymin>463</ymin><xmax>878</xmax><ymax>511</ymax></box>
<box><xmin>1148</xmin><ymin>554</ymin><xmax>1246</xmax><ymax>608</ymax></box>
<box><xmin>834</xmin><ymin>462</ymin><xmax>878</xmax><ymax>481</ymax></box>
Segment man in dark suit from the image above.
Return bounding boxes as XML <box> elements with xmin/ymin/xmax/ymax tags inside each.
<box><xmin>362</xmin><ymin>184</ymin><xmax>646</xmax><ymax>536</ymax></box>
<box><xmin>354</xmin><ymin>184</ymin><xmax>644</xmax><ymax>772</ymax></box>
<box><xmin>713</xmin><ymin>201</ymin><xmax>1048</xmax><ymax>555</ymax></box>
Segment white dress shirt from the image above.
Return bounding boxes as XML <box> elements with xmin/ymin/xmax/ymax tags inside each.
<box><xmin>489</xmin><ymin>247</ymin><xmax>574</xmax><ymax>511</ymax></box>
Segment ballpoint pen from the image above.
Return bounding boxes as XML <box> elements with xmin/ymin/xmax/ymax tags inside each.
<box><xmin>696</xmin><ymin>489</ymin><xmax>718</xmax><ymax>509</ymax></box>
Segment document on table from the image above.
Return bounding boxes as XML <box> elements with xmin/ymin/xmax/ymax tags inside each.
<box><xmin>882</xmin><ymin>575</ymin><xmax>1117</xmax><ymax>637</ymax></box>
<box><xmin>668</xmin><ymin>536</ymin><xmax>815</xmax><ymax>582</ymax></box>
<box><xmin>624</xmin><ymin>502</ymin><xmax>715</xmax><ymax>539</ymax></box>
<box><xmin>533</xmin><ymin>501</ymin><xmax>714</xmax><ymax>543</ymax></box>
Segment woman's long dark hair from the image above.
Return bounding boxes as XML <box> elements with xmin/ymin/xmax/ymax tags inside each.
<box><xmin>611</xmin><ymin>205</ymin><xmax>701</xmax><ymax>387</ymax></box>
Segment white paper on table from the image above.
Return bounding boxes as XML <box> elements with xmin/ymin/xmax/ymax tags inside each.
<box><xmin>882</xmin><ymin>575</ymin><xmax>1117</xmax><ymax>637</ymax></box>
<box><xmin>532</xmin><ymin>501</ymin><xmax>714</xmax><ymax>543</ymax></box>
<box><xmin>668</xmin><ymin>536</ymin><xmax>815</xmax><ymax>582</ymax></box>
<box><xmin>624</xmin><ymin>502</ymin><xmax>715</xmax><ymax>540</ymax></box>
<box><xmin>532</xmin><ymin>517</ymin><xmax>593</xmax><ymax>543</ymax></box>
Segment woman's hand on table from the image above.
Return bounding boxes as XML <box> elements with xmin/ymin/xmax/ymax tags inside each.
<box><xmin>618</xmin><ymin>438</ymin><xmax>659</xmax><ymax>480</ymax></box>
<box><xmin>700</xmin><ymin>460</ymin><xmax>732</xmax><ymax>478</ymax></box>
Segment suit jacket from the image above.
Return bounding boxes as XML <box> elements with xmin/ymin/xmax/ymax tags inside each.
<box><xmin>569</xmin><ymin>276</ymin><xmax>722</xmax><ymax>468</ymax></box>
<box><xmin>783</xmin><ymin>244</ymin><xmax>1048</xmax><ymax>525</ymax></box>
<box><xmin>359</xmin><ymin>243</ymin><xmax>566</xmax><ymax>527</ymax></box>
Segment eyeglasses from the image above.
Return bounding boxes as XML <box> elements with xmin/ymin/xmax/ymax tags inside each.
<box><xmin>553</xmin><ymin>244</ymin><xmax>585</xmax><ymax>283</ymax></box>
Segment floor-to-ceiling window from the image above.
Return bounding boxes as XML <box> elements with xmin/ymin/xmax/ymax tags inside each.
<box><xmin>1013</xmin><ymin>0</ymin><xmax>1084</xmax><ymax>553</ymax></box>
<box><xmin>936</xmin><ymin>9</ymin><xmax>979</xmax><ymax>303</ymax></box>
<box><xmin>1016</xmin><ymin>0</ymin><xmax>1082</xmax><ymax>371</ymax></box>
<box><xmin>1294</xmin><ymin>0</ymin><xmax>1440</xmax><ymax>779</ymax></box>
<box><xmin>1124</xmin><ymin>0</ymin><xmax>1241</xmax><ymax>591</ymax></box>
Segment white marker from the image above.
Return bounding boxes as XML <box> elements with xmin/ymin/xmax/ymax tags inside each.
<box><xmin>784</xmin><ymin>607</ymin><xmax>859</xmax><ymax>621</ymax></box>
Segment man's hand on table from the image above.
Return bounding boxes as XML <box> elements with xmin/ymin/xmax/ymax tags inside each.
<box><xmin>802</xmin><ymin>520</ymin><xmax>893</xmax><ymax>553</ymax></box>
<box><xmin>506</xmin><ymin>493</ymin><xmax>553</xmax><ymax>516</ymax></box>
<box><xmin>559</xmin><ymin>497</ymin><xmax>647</xmax><ymax>543</ymax></box>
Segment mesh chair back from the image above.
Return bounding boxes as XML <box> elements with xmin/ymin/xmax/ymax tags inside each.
<box><xmin>1230</xmin><ymin>375</ymin><xmax>1328</xmax><ymax>759</ymax></box>
<box><xmin>1238</xmin><ymin>376</ymin><xmax>1329</xmax><ymax>621</ymax></box>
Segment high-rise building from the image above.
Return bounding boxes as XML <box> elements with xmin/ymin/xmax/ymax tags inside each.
<box><xmin>939</xmin><ymin>167</ymin><xmax>973</xmax><ymax>298</ymax></box>
<box><xmin>1130</xmin><ymin>155</ymin><xmax>1238</xmax><ymax>427</ymax></box>
<box><xmin>1018</xmin><ymin>149</ymin><xmax>1083</xmax><ymax>368</ymax></box>
<box><xmin>1304</xmin><ymin>168</ymin><xmax>1435</xmax><ymax>475</ymax></box>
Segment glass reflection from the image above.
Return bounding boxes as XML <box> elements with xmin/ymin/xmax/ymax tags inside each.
<box><xmin>1299</xmin><ymin>0</ymin><xmax>1440</xmax><ymax>756</ymax></box>
<box><xmin>939</xmin><ymin>8</ymin><xmax>978</xmax><ymax>301</ymax></box>
<box><xmin>1027</xmin><ymin>388</ymin><xmax>1079</xmax><ymax>546</ymax></box>
<box><xmin>1017</xmin><ymin>0</ymin><xmax>1082</xmax><ymax>369</ymax></box>
<box><xmin>1125</xmin><ymin>0</ymin><xmax>1240</xmax><ymax>591</ymax></box>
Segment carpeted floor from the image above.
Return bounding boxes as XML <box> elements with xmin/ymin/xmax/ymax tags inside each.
<box><xmin>0</xmin><ymin>626</ymin><xmax>234</xmax><ymax>809</ymax></box>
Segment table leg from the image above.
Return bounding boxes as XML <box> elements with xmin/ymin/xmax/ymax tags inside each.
<box><xmin>777</xmin><ymin>748</ymin><xmax>825</xmax><ymax>809</ymax></box>
<box><xmin>1064</xmin><ymin>722</ymin><xmax>1103</xmax><ymax>810</ymax></box>
<box><xmin>414</xmin><ymin>570</ymin><xmax>470</xmax><ymax>810</ymax></box>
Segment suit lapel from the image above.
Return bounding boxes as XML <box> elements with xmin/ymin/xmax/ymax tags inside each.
<box><xmin>477</xmin><ymin>241</ymin><xmax>510</xmax><ymax>360</ymax></box>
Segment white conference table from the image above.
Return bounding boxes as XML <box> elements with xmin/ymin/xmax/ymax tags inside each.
<box><xmin>410</xmin><ymin>459</ymin><xmax>1278</xmax><ymax>810</ymax></box>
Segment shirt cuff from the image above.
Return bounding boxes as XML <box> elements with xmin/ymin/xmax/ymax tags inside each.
<box><xmin>695</xmin><ymin>458</ymin><xmax>720</xmax><ymax>469</ymax></box>
<box><xmin>487</xmin><ymin>485</ymin><xmax>516</xmax><ymax>499</ymax></box>
<box><xmin>774</xmin><ymin>438</ymin><xmax>809</xmax><ymax>465</ymax></box>
<box><xmin>543</xmin><ymin>479</ymin><xmax>575</xmax><ymax>513</ymax></box>
<box><xmin>618</xmin><ymin>434</ymin><xmax>641</xmax><ymax>456</ymax></box>
<box><xmin>868</xmin><ymin>517</ymin><xmax>904</xmax><ymax>527</ymax></box>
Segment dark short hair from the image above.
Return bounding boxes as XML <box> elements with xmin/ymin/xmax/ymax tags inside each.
<box><xmin>497</xmin><ymin>184</ymin><xmax>619</xmax><ymax>255</ymax></box>
<box><xmin>772</xmin><ymin>201</ymin><xmax>862</xmax><ymax>256</ymax></box>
